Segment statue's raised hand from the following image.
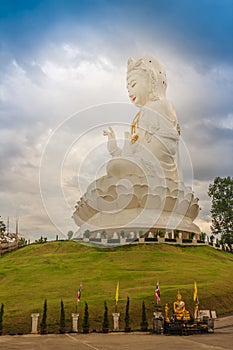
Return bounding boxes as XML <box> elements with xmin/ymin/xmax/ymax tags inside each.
<box><xmin>103</xmin><ymin>127</ymin><xmax>120</xmax><ymax>155</ymax></box>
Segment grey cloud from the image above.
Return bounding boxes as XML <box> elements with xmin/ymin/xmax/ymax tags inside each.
<box><xmin>0</xmin><ymin>31</ymin><xmax>232</xmax><ymax>238</ymax></box>
<box><xmin>183</xmin><ymin>122</ymin><xmax>233</xmax><ymax>181</ymax></box>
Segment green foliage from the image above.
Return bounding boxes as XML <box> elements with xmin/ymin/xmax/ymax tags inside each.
<box><xmin>124</xmin><ymin>296</ymin><xmax>130</xmax><ymax>328</ymax></box>
<box><xmin>35</xmin><ymin>236</ymin><xmax>47</xmax><ymax>244</ymax></box>
<box><xmin>101</xmin><ymin>230</ymin><xmax>107</xmax><ymax>238</ymax></box>
<box><xmin>189</xmin><ymin>232</ymin><xmax>195</xmax><ymax>240</ymax></box>
<box><xmin>18</xmin><ymin>237</ymin><xmax>27</xmax><ymax>247</ymax></box>
<box><xmin>102</xmin><ymin>301</ymin><xmax>109</xmax><ymax>329</ymax></box>
<box><xmin>83</xmin><ymin>230</ymin><xmax>90</xmax><ymax>238</ymax></box>
<box><xmin>157</xmin><ymin>230</ymin><xmax>163</xmax><ymax>237</ymax></box>
<box><xmin>210</xmin><ymin>235</ymin><xmax>215</xmax><ymax>244</ymax></box>
<box><xmin>200</xmin><ymin>232</ymin><xmax>206</xmax><ymax>241</ymax></box>
<box><xmin>40</xmin><ymin>299</ymin><xmax>47</xmax><ymax>332</ymax></box>
<box><xmin>0</xmin><ymin>216</ymin><xmax>6</xmax><ymax>243</ymax></box>
<box><xmin>67</xmin><ymin>231</ymin><xmax>74</xmax><ymax>240</ymax></box>
<box><xmin>120</xmin><ymin>230</ymin><xmax>125</xmax><ymax>238</ymax></box>
<box><xmin>60</xmin><ymin>300</ymin><xmax>66</xmax><ymax>330</ymax></box>
<box><xmin>208</xmin><ymin>176</ymin><xmax>233</xmax><ymax>251</ymax></box>
<box><xmin>140</xmin><ymin>300</ymin><xmax>148</xmax><ymax>329</ymax></box>
<box><xmin>139</xmin><ymin>230</ymin><xmax>144</xmax><ymax>237</ymax></box>
<box><xmin>220</xmin><ymin>233</ymin><xmax>233</xmax><ymax>252</ymax></box>
<box><xmin>82</xmin><ymin>302</ymin><xmax>89</xmax><ymax>329</ymax></box>
<box><xmin>0</xmin><ymin>216</ymin><xmax>6</xmax><ymax>233</ymax></box>
<box><xmin>0</xmin><ymin>304</ymin><xmax>4</xmax><ymax>331</ymax></box>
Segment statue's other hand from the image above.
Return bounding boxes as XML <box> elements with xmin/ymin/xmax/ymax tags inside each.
<box><xmin>103</xmin><ymin>127</ymin><xmax>116</xmax><ymax>140</ymax></box>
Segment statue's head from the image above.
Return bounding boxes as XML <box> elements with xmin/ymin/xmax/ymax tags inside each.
<box><xmin>127</xmin><ymin>56</ymin><xmax>167</xmax><ymax>106</ymax></box>
<box><xmin>177</xmin><ymin>291</ymin><xmax>182</xmax><ymax>300</ymax></box>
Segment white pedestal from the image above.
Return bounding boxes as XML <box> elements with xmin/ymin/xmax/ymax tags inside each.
<box><xmin>112</xmin><ymin>313</ymin><xmax>120</xmax><ymax>331</ymax></box>
<box><xmin>120</xmin><ymin>237</ymin><xmax>126</xmax><ymax>244</ymax></box>
<box><xmin>72</xmin><ymin>313</ymin><xmax>79</xmax><ymax>332</ymax></box>
<box><xmin>31</xmin><ymin>313</ymin><xmax>39</xmax><ymax>334</ymax></box>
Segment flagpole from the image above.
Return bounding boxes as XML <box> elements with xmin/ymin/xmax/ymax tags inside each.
<box><xmin>115</xmin><ymin>282</ymin><xmax>119</xmax><ymax>313</ymax></box>
<box><xmin>76</xmin><ymin>282</ymin><xmax>82</xmax><ymax>314</ymax></box>
<box><xmin>193</xmin><ymin>281</ymin><xmax>200</xmax><ymax>322</ymax></box>
<box><xmin>154</xmin><ymin>281</ymin><xmax>160</xmax><ymax>311</ymax></box>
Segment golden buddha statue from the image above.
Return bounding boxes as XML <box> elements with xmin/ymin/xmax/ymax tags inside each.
<box><xmin>173</xmin><ymin>291</ymin><xmax>190</xmax><ymax>321</ymax></box>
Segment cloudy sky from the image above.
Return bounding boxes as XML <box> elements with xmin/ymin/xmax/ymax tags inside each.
<box><xmin>0</xmin><ymin>0</ymin><xmax>232</xmax><ymax>241</ymax></box>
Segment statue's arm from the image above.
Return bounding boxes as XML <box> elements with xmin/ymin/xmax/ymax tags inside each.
<box><xmin>103</xmin><ymin>127</ymin><xmax>122</xmax><ymax>156</ymax></box>
<box><xmin>167</xmin><ymin>101</ymin><xmax>181</xmax><ymax>135</ymax></box>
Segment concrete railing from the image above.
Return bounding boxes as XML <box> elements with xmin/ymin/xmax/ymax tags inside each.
<box><xmin>0</xmin><ymin>242</ymin><xmax>18</xmax><ymax>255</ymax></box>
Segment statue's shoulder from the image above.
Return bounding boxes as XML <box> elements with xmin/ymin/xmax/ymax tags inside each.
<box><xmin>145</xmin><ymin>100</ymin><xmax>178</xmax><ymax>125</ymax></box>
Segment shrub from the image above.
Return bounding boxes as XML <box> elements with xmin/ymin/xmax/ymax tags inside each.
<box><xmin>140</xmin><ymin>300</ymin><xmax>148</xmax><ymax>331</ymax></box>
<box><xmin>189</xmin><ymin>232</ymin><xmax>195</xmax><ymax>240</ymax></box>
<box><xmin>82</xmin><ymin>302</ymin><xmax>90</xmax><ymax>330</ymax></box>
<box><xmin>0</xmin><ymin>304</ymin><xmax>4</xmax><ymax>334</ymax></box>
<box><xmin>102</xmin><ymin>301</ymin><xmax>109</xmax><ymax>330</ymax></box>
<box><xmin>60</xmin><ymin>300</ymin><xmax>66</xmax><ymax>333</ymax></box>
<box><xmin>157</xmin><ymin>230</ymin><xmax>163</xmax><ymax>237</ymax></box>
<box><xmin>101</xmin><ymin>230</ymin><xmax>107</xmax><ymax>238</ymax></box>
<box><xmin>124</xmin><ymin>296</ymin><xmax>130</xmax><ymax>330</ymax></box>
<box><xmin>40</xmin><ymin>299</ymin><xmax>48</xmax><ymax>334</ymax></box>
<box><xmin>84</xmin><ymin>230</ymin><xmax>90</xmax><ymax>238</ymax></box>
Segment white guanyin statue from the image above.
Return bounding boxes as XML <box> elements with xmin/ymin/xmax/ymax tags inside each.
<box><xmin>103</xmin><ymin>56</ymin><xmax>180</xmax><ymax>181</ymax></box>
<box><xmin>73</xmin><ymin>56</ymin><xmax>200</xmax><ymax>240</ymax></box>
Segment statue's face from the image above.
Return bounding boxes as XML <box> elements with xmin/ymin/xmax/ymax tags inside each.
<box><xmin>177</xmin><ymin>294</ymin><xmax>182</xmax><ymax>301</ymax></box>
<box><xmin>127</xmin><ymin>69</ymin><xmax>150</xmax><ymax>107</ymax></box>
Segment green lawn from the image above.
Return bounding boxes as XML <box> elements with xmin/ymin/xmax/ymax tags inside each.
<box><xmin>0</xmin><ymin>241</ymin><xmax>233</xmax><ymax>334</ymax></box>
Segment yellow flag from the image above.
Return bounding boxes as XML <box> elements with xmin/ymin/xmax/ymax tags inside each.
<box><xmin>115</xmin><ymin>282</ymin><xmax>119</xmax><ymax>303</ymax></box>
<box><xmin>193</xmin><ymin>281</ymin><xmax>197</xmax><ymax>302</ymax></box>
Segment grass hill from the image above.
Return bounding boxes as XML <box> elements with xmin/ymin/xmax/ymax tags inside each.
<box><xmin>0</xmin><ymin>241</ymin><xmax>233</xmax><ymax>334</ymax></box>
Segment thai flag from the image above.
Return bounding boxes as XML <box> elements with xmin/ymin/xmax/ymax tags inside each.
<box><xmin>77</xmin><ymin>283</ymin><xmax>82</xmax><ymax>303</ymax></box>
<box><xmin>154</xmin><ymin>281</ymin><xmax>160</xmax><ymax>303</ymax></box>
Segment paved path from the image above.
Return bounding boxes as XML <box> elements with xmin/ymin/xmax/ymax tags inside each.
<box><xmin>0</xmin><ymin>316</ymin><xmax>232</xmax><ymax>350</ymax></box>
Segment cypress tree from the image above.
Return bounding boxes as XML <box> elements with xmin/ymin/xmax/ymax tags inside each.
<box><xmin>124</xmin><ymin>296</ymin><xmax>131</xmax><ymax>331</ymax></box>
<box><xmin>60</xmin><ymin>300</ymin><xmax>66</xmax><ymax>333</ymax></box>
<box><xmin>40</xmin><ymin>299</ymin><xmax>48</xmax><ymax>334</ymax></box>
<box><xmin>140</xmin><ymin>300</ymin><xmax>148</xmax><ymax>331</ymax></box>
<box><xmin>82</xmin><ymin>302</ymin><xmax>90</xmax><ymax>332</ymax></box>
<box><xmin>0</xmin><ymin>304</ymin><xmax>4</xmax><ymax>335</ymax></box>
<box><xmin>102</xmin><ymin>301</ymin><xmax>109</xmax><ymax>332</ymax></box>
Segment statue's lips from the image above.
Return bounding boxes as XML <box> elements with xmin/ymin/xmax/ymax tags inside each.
<box><xmin>132</xmin><ymin>96</ymin><xmax>136</xmax><ymax>101</ymax></box>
